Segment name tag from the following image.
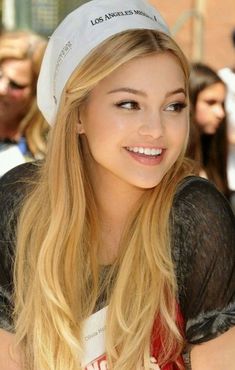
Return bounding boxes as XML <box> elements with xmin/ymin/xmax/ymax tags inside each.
<box><xmin>82</xmin><ymin>307</ymin><xmax>160</xmax><ymax>370</ymax></box>
<box><xmin>82</xmin><ymin>306</ymin><xmax>107</xmax><ymax>369</ymax></box>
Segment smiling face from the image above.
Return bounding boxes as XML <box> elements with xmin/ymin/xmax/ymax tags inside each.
<box><xmin>195</xmin><ymin>82</ymin><xmax>226</xmax><ymax>134</ymax></box>
<box><xmin>78</xmin><ymin>52</ymin><xmax>189</xmax><ymax>193</ymax></box>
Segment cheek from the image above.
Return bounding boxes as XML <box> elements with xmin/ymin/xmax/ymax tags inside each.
<box><xmin>195</xmin><ymin>102</ymin><xmax>209</xmax><ymax>125</ymax></box>
<box><xmin>176</xmin><ymin>124</ymin><xmax>189</xmax><ymax>151</ymax></box>
<box><xmin>82</xmin><ymin>108</ymin><xmax>126</xmax><ymax>148</ymax></box>
<box><xmin>10</xmin><ymin>88</ymin><xmax>32</xmax><ymax>102</ymax></box>
<box><xmin>170</xmin><ymin>120</ymin><xmax>189</xmax><ymax>159</ymax></box>
<box><xmin>168</xmin><ymin>114</ymin><xmax>189</xmax><ymax>143</ymax></box>
<box><xmin>82</xmin><ymin>118</ymin><xmax>112</xmax><ymax>157</ymax></box>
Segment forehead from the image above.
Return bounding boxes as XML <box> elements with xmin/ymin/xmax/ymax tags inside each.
<box><xmin>198</xmin><ymin>82</ymin><xmax>226</xmax><ymax>100</ymax></box>
<box><xmin>0</xmin><ymin>58</ymin><xmax>32</xmax><ymax>84</ymax></box>
<box><xmin>91</xmin><ymin>52</ymin><xmax>186</xmax><ymax>95</ymax></box>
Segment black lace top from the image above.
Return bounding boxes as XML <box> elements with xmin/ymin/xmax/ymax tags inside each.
<box><xmin>0</xmin><ymin>163</ymin><xmax>235</xmax><ymax>346</ymax></box>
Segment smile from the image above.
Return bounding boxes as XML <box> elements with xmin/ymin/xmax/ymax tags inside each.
<box><xmin>126</xmin><ymin>146</ymin><xmax>163</xmax><ymax>156</ymax></box>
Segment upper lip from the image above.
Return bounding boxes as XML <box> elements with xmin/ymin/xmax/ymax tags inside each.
<box><xmin>125</xmin><ymin>145</ymin><xmax>165</xmax><ymax>149</ymax></box>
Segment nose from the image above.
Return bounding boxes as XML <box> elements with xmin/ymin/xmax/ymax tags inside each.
<box><xmin>138</xmin><ymin>112</ymin><xmax>164</xmax><ymax>138</ymax></box>
<box><xmin>214</xmin><ymin>104</ymin><xmax>225</xmax><ymax>121</ymax></box>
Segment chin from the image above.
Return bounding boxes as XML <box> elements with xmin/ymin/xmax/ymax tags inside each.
<box><xmin>133</xmin><ymin>177</ymin><xmax>163</xmax><ymax>190</ymax></box>
<box><xmin>204</xmin><ymin>127</ymin><xmax>217</xmax><ymax>135</ymax></box>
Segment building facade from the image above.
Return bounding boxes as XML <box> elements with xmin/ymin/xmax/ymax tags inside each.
<box><xmin>151</xmin><ymin>0</ymin><xmax>235</xmax><ymax>70</ymax></box>
<box><xmin>1</xmin><ymin>0</ymin><xmax>235</xmax><ymax>71</ymax></box>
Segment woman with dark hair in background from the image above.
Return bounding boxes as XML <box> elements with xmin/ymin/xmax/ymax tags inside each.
<box><xmin>219</xmin><ymin>28</ymin><xmax>235</xmax><ymax>209</ymax></box>
<box><xmin>187</xmin><ymin>62</ymin><xmax>230</xmax><ymax>199</ymax></box>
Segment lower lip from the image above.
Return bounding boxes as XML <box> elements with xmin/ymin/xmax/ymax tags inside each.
<box><xmin>125</xmin><ymin>148</ymin><xmax>165</xmax><ymax>166</ymax></box>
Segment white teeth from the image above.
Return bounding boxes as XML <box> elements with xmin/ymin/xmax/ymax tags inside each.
<box><xmin>127</xmin><ymin>147</ymin><xmax>162</xmax><ymax>156</ymax></box>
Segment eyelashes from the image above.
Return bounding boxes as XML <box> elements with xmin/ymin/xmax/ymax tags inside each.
<box><xmin>115</xmin><ymin>100</ymin><xmax>140</xmax><ymax>110</ymax></box>
<box><xmin>8</xmin><ymin>80</ymin><xmax>28</xmax><ymax>90</ymax></box>
<box><xmin>115</xmin><ymin>100</ymin><xmax>187</xmax><ymax>113</ymax></box>
<box><xmin>165</xmin><ymin>102</ymin><xmax>187</xmax><ymax>112</ymax></box>
<box><xmin>0</xmin><ymin>70</ymin><xmax>29</xmax><ymax>91</ymax></box>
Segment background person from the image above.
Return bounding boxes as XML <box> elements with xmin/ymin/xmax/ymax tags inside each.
<box><xmin>218</xmin><ymin>28</ymin><xmax>235</xmax><ymax>209</ymax></box>
<box><xmin>0</xmin><ymin>1</ymin><xmax>234</xmax><ymax>370</ymax></box>
<box><xmin>0</xmin><ymin>30</ymin><xmax>49</xmax><ymax>176</ymax></box>
<box><xmin>187</xmin><ymin>62</ymin><xmax>230</xmax><ymax>199</ymax></box>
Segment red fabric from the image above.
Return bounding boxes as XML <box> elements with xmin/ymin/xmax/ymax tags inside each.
<box><xmin>150</xmin><ymin>304</ymin><xmax>185</xmax><ymax>370</ymax></box>
<box><xmin>84</xmin><ymin>304</ymin><xmax>185</xmax><ymax>369</ymax></box>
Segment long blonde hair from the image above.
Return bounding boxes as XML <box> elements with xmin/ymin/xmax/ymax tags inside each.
<box><xmin>14</xmin><ymin>30</ymin><xmax>191</xmax><ymax>370</ymax></box>
<box><xmin>0</xmin><ymin>31</ymin><xmax>49</xmax><ymax>157</ymax></box>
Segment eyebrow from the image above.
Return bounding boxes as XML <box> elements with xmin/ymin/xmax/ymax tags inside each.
<box><xmin>166</xmin><ymin>88</ymin><xmax>186</xmax><ymax>97</ymax></box>
<box><xmin>107</xmin><ymin>87</ymin><xmax>147</xmax><ymax>97</ymax></box>
<box><xmin>107</xmin><ymin>87</ymin><xmax>186</xmax><ymax>97</ymax></box>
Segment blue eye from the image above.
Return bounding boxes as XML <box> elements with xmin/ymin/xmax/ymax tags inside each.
<box><xmin>166</xmin><ymin>102</ymin><xmax>187</xmax><ymax>112</ymax></box>
<box><xmin>115</xmin><ymin>100</ymin><xmax>140</xmax><ymax>110</ymax></box>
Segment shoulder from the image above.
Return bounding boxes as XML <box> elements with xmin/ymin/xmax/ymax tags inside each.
<box><xmin>0</xmin><ymin>161</ymin><xmax>40</xmax><ymax>206</ymax></box>
<box><xmin>171</xmin><ymin>176</ymin><xmax>235</xmax><ymax>343</ymax></box>
<box><xmin>175</xmin><ymin>174</ymin><xmax>222</xmax><ymax>194</ymax></box>
<box><xmin>173</xmin><ymin>175</ymin><xmax>233</xmax><ymax>216</ymax></box>
<box><xmin>172</xmin><ymin>175</ymin><xmax>235</xmax><ymax>254</ymax></box>
<box><xmin>0</xmin><ymin>161</ymin><xmax>40</xmax><ymax>188</ymax></box>
<box><xmin>0</xmin><ymin>160</ymin><xmax>40</xmax><ymax>253</ymax></box>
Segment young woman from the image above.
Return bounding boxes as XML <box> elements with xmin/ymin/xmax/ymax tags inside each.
<box><xmin>0</xmin><ymin>31</ymin><xmax>49</xmax><ymax>175</ymax></box>
<box><xmin>0</xmin><ymin>1</ymin><xmax>234</xmax><ymax>369</ymax></box>
<box><xmin>186</xmin><ymin>63</ymin><xmax>230</xmax><ymax>198</ymax></box>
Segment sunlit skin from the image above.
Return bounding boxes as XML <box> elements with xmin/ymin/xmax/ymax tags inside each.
<box><xmin>195</xmin><ymin>82</ymin><xmax>226</xmax><ymax>135</ymax></box>
<box><xmin>0</xmin><ymin>58</ymin><xmax>33</xmax><ymax>139</ymax></box>
<box><xmin>79</xmin><ymin>52</ymin><xmax>189</xmax><ymax>196</ymax></box>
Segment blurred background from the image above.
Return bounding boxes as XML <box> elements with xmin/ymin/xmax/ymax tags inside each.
<box><xmin>0</xmin><ymin>0</ymin><xmax>234</xmax><ymax>70</ymax></box>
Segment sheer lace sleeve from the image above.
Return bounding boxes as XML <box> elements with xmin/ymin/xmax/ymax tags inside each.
<box><xmin>0</xmin><ymin>162</ymin><xmax>38</xmax><ymax>331</ymax></box>
<box><xmin>172</xmin><ymin>176</ymin><xmax>235</xmax><ymax>345</ymax></box>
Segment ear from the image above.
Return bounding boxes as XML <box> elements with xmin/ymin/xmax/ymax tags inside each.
<box><xmin>76</xmin><ymin>119</ymin><xmax>85</xmax><ymax>134</ymax></box>
<box><xmin>76</xmin><ymin>108</ymin><xmax>85</xmax><ymax>134</ymax></box>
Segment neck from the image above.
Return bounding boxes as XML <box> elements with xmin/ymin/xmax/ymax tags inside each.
<box><xmin>94</xmin><ymin>168</ymin><xmax>144</xmax><ymax>220</ymax></box>
<box><xmin>91</xmin><ymin>171</ymin><xmax>145</xmax><ymax>265</ymax></box>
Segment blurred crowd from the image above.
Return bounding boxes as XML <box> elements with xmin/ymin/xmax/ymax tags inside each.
<box><xmin>186</xmin><ymin>28</ymin><xmax>235</xmax><ymax>211</ymax></box>
<box><xmin>0</xmin><ymin>30</ymin><xmax>49</xmax><ymax>176</ymax></box>
<box><xmin>0</xmin><ymin>27</ymin><xmax>235</xmax><ymax>212</ymax></box>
